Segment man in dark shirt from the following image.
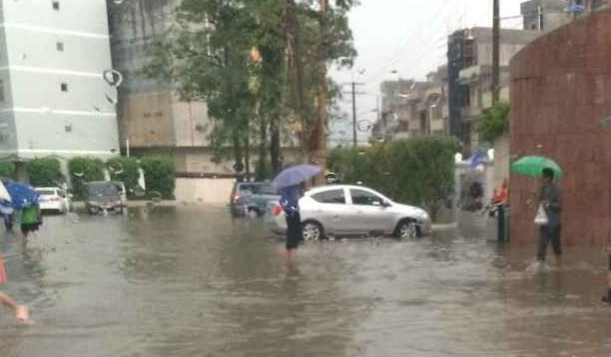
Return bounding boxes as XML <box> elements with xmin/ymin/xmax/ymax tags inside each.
<box><xmin>537</xmin><ymin>168</ymin><xmax>563</xmax><ymax>262</ymax></box>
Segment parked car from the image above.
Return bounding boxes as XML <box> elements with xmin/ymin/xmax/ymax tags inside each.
<box><xmin>108</xmin><ymin>181</ymin><xmax>127</xmax><ymax>208</ymax></box>
<box><xmin>271</xmin><ymin>185</ymin><xmax>432</xmax><ymax>240</ymax></box>
<box><xmin>85</xmin><ymin>181</ymin><xmax>124</xmax><ymax>214</ymax></box>
<box><xmin>230</xmin><ymin>182</ymin><xmax>281</xmax><ymax>217</ymax></box>
<box><xmin>326</xmin><ymin>172</ymin><xmax>339</xmax><ymax>184</ymax></box>
<box><xmin>35</xmin><ymin>187</ymin><xmax>71</xmax><ymax>214</ymax></box>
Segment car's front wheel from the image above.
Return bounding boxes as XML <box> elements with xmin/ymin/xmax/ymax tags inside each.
<box><xmin>301</xmin><ymin>221</ymin><xmax>324</xmax><ymax>241</ymax></box>
<box><xmin>395</xmin><ymin>219</ymin><xmax>421</xmax><ymax>239</ymax></box>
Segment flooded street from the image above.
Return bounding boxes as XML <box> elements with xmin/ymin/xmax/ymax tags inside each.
<box><xmin>0</xmin><ymin>206</ymin><xmax>610</xmax><ymax>357</ymax></box>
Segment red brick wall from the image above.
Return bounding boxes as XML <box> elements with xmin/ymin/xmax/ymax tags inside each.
<box><xmin>509</xmin><ymin>9</ymin><xmax>611</xmax><ymax>245</ymax></box>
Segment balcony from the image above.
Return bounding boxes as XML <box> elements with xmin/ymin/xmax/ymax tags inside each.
<box><xmin>461</xmin><ymin>106</ymin><xmax>482</xmax><ymax>121</ymax></box>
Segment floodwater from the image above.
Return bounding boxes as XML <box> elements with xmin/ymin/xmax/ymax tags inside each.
<box><xmin>0</xmin><ymin>206</ymin><xmax>610</xmax><ymax>357</ymax></box>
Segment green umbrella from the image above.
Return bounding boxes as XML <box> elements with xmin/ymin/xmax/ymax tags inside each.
<box><xmin>511</xmin><ymin>156</ymin><xmax>563</xmax><ymax>179</ymax></box>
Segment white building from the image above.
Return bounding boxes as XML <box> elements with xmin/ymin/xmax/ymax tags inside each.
<box><xmin>0</xmin><ymin>0</ymin><xmax>119</xmax><ymax>172</ymax></box>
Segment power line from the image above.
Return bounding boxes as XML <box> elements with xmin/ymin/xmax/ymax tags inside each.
<box><xmin>362</xmin><ymin>0</ymin><xmax>455</xmax><ymax>83</ymax></box>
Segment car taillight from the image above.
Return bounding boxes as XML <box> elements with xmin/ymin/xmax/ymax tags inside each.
<box><xmin>273</xmin><ymin>204</ymin><xmax>283</xmax><ymax>217</ymax></box>
<box><xmin>51</xmin><ymin>197</ymin><xmax>61</xmax><ymax>202</ymax></box>
<box><xmin>233</xmin><ymin>194</ymin><xmax>240</xmax><ymax>203</ymax></box>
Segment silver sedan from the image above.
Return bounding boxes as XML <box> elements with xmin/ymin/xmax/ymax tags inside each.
<box><xmin>271</xmin><ymin>185</ymin><xmax>432</xmax><ymax>240</ymax></box>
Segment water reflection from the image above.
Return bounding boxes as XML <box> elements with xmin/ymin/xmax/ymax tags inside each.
<box><xmin>0</xmin><ymin>207</ymin><xmax>608</xmax><ymax>356</ymax></box>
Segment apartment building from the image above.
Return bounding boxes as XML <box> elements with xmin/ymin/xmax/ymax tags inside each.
<box><xmin>0</xmin><ymin>0</ymin><xmax>119</xmax><ymax>174</ymax></box>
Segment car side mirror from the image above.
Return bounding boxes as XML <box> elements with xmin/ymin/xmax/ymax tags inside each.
<box><xmin>382</xmin><ymin>200</ymin><xmax>392</xmax><ymax>208</ymax></box>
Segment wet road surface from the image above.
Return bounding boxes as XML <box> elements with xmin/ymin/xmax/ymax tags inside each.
<box><xmin>0</xmin><ymin>206</ymin><xmax>610</xmax><ymax>357</ymax></box>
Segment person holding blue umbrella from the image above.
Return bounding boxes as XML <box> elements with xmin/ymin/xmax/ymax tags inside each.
<box><xmin>273</xmin><ymin>164</ymin><xmax>322</xmax><ymax>259</ymax></box>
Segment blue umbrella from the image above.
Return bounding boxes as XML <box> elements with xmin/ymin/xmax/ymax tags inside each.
<box><xmin>2</xmin><ymin>180</ymin><xmax>39</xmax><ymax>209</ymax></box>
<box><xmin>273</xmin><ymin>164</ymin><xmax>322</xmax><ymax>189</ymax></box>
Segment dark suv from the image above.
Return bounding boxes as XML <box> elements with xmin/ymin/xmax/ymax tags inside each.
<box><xmin>229</xmin><ymin>182</ymin><xmax>280</xmax><ymax>217</ymax></box>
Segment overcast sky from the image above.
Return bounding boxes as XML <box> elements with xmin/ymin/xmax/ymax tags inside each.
<box><xmin>330</xmin><ymin>0</ymin><xmax>528</xmax><ymax>145</ymax></box>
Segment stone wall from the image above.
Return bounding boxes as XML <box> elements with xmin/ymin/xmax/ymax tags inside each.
<box><xmin>509</xmin><ymin>9</ymin><xmax>611</xmax><ymax>245</ymax></box>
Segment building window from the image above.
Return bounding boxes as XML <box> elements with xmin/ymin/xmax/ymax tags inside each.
<box><xmin>56</xmin><ymin>42</ymin><xmax>64</xmax><ymax>52</ymax></box>
<box><xmin>52</xmin><ymin>1</ymin><xmax>60</xmax><ymax>11</ymax></box>
<box><xmin>60</xmin><ymin>83</ymin><xmax>68</xmax><ymax>92</ymax></box>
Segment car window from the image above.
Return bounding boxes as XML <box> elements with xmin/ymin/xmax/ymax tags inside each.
<box><xmin>37</xmin><ymin>190</ymin><xmax>55</xmax><ymax>196</ymax></box>
<box><xmin>239</xmin><ymin>184</ymin><xmax>276</xmax><ymax>195</ymax></box>
<box><xmin>239</xmin><ymin>184</ymin><xmax>258</xmax><ymax>193</ymax></box>
<box><xmin>350</xmin><ymin>189</ymin><xmax>384</xmax><ymax>206</ymax></box>
<box><xmin>311</xmin><ymin>189</ymin><xmax>345</xmax><ymax>204</ymax></box>
<box><xmin>87</xmin><ymin>183</ymin><xmax>119</xmax><ymax>196</ymax></box>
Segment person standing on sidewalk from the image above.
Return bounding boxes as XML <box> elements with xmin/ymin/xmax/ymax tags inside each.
<box><xmin>536</xmin><ymin>168</ymin><xmax>563</xmax><ymax>263</ymax></box>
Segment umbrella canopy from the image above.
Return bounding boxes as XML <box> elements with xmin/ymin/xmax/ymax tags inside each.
<box><xmin>272</xmin><ymin>164</ymin><xmax>322</xmax><ymax>189</ymax></box>
<box><xmin>511</xmin><ymin>156</ymin><xmax>564</xmax><ymax>179</ymax></box>
<box><xmin>2</xmin><ymin>180</ymin><xmax>39</xmax><ymax>209</ymax></box>
<box><xmin>0</xmin><ymin>180</ymin><xmax>11</xmax><ymax>202</ymax></box>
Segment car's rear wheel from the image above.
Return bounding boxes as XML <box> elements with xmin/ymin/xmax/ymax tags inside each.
<box><xmin>302</xmin><ymin>221</ymin><xmax>324</xmax><ymax>241</ymax></box>
<box><xmin>395</xmin><ymin>219</ymin><xmax>421</xmax><ymax>239</ymax></box>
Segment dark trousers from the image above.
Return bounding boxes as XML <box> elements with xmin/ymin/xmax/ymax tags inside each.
<box><xmin>537</xmin><ymin>225</ymin><xmax>562</xmax><ymax>261</ymax></box>
<box><xmin>285</xmin><ymin>211</ymin><xmax>302</xmax><ymax>250</ymax></box>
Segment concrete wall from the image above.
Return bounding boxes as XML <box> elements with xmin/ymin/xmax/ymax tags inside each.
<box><xmin>0</xmin><ymin>0</ymin><xmax>119</xmax><ymax>160</ymax></box>
<box><xmin>510</xmin><ymin>9</ymin><xmax>611</xmax><ymax>245</ymax></box>
<box><xmin>493</xmin><ymin>134</ymin><xmax>510</xmax><ymax>191</ymax></box>
<box><xmin>175</xmin><ymin>178</ymin><xmax>234</xmax><ymax>204</ymax></box>
<box><xmin>108</xmin><ymin>0</ymin><xmax>215</xmax><ymax>153</ymax></box>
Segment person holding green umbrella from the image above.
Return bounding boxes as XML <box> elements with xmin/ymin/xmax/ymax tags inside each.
<box><xmin>536</xmin><ymin>167</ymin><xmax>563</xmax><ymax>263</ymax></box>
<box><xmin>511</xmin><ymin>156</ymin><xmax>564</xmax><ymax>263</ymax></box>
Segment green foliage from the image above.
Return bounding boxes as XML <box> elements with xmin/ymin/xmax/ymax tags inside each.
<box><xmin>142</xmin><ymin>0</ymin><xmax>357</xmax><ymax>171</ymax></box>
<box><xmin>0</xmin><ymin>161</ymin><xmax>15</xmax><ymax>180</ymax></box>
<box><xmin>478</xmin><ymin>102</ymin><xmax>510</xmax><ymax>144</ymax></box>
<box><xmin>68</xmin><ymin>157</ymin><xmax>105</xmax><ymax>198</ymax></box>
<box><xmin>328</xmin><ymin>137</ymin><xmax>460</xmax><ymax>221</ymax></box>
<box><xmin>255</xmin><ymin>158</ymin><xmax>271</xmax><ymax>181</ymax></box>
<box><xmin>106</xmin><ymin>157</ymin><xmax>140</xmax><ymax>195</ymax></box>
<box><xmin>26</xmin><ymin>158</ymin><xmax>64</xmax><ymax>187</ymax></box>
<box><xmin>140</xmin><ymin>156</ymin><xmax>176</xmax><ymax>199</ymax></box>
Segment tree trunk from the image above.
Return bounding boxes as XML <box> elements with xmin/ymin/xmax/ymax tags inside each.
<box><xmin>258</xmin><ymin>113</ymin><xmax>268</xmax><ymax>180</ymax></box>
<box><xmin>285</xmin><ymin>0</ymin><xmax>308</xmax><ymax>163</ymax></box>
<box><xmin>311</xmin><ymin>0</ymin><xmax>329</xmax><ymax>185</ymax></box>
<box><xmin>270</xmin><ymin>114</ymin><xmax>281</xmax><ymax>176</ymax></box>
<box><xmin>233</xmin><ymin>135</ymin><xmax>244</xmax><ymax>182</ymax></box>
<box><xmin>245</xmin><ymin>135</ymin><xmax>251</xmax><ymax>181</ymax></box>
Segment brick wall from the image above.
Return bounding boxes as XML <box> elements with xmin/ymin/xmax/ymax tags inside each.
<box><xmin>509</xmin><ymin>8</ymin><xmax>611</xmax><ymax>245</ymax></box>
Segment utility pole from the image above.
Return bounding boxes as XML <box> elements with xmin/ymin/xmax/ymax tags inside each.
<box><xmin>492</xmin><ymin>0</ymin><xmax>500</xmax><ymax>104</ymax></box>
<box><xmin>351</xmin><ymin>82</ymin><xmax>357</xmax><ymax>147</ymax></box>
<box><xmin>344</xmin><ymin>81</ymin><xmax>366</xmax><ymax>147</ymax></box>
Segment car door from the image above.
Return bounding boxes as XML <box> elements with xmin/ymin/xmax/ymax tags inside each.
<box><xmin>348</xmin><ymin>188</ymin><xmax>395</xmax><ymax>233</ymax></box>
<box><xmin>308</xmin><ymin>188</ymin><xmax>354</xmax><ymax>234</ymax></box>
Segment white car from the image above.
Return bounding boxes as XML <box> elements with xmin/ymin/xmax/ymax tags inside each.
<box><xmin>36</xmin><ymin>187</ymin><xmax>71</xmax><ymax>214</ymax></box>
<box><xmin>271</xmin><ymin>185</ymin><xmax>432</xmax><ymax>240</ymax></box>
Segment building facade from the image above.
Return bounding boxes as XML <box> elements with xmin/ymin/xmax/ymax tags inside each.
<box><xmin>510</xmin><ymin>7</ymin><xmax>611</xmax><ymax>245</ymax></box>
<box><xmin>522</xmin><ymin>0</ymin><xmax>609</xmax><ymax>32</ymax></box>
<box><xmin>448</xmin><ymin>27</ymin><xmax>538</xmax><ymax>154</ymax></box>
<box><xmin>0</xmin><ymin>0</ymin><xmax>119</xmax><ymax>168</ymax></box>
<box><xmin>377</xmin><ymin>65</ymin><xmax>449</xmax><ymax>142</ymax></box>
<box><xmin>108</xmin><ymin>0</ymin><xmax>300</xmax><ymax>176</ymax></box>
<box><xmin>107</xmin><ymin>0</ymin><xmax>224</xmax><ymax>175</ymax></box>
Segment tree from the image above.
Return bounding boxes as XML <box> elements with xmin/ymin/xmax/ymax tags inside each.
<box><xmin>143</xmin><ymin>0</ymin><xmax>257</xmax><ymax>179</ymax></box>
<box><xmin>26</xmin><ymin>158</ymin><xmax>64</xmax><ymax>187</ymax></box>
<box><xmin>329</xmin><ymin>137</ymin><xmax>459</xmax><ymax>222</ymax></box>
<box><xmin>478</xmin><ymin>101</ymin><xmax>510</xmax><ymax>144</ymax></box>
<box><xmin>142</xmin><ymin>0</ymin><xmax>357</xmax><ymax>179</ymax></box>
